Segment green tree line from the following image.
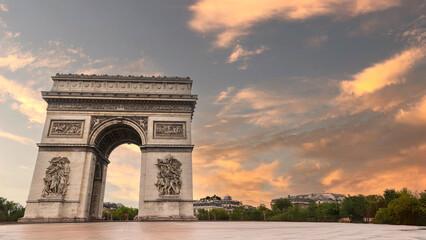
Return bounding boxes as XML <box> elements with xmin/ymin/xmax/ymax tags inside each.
<box><xmin>102</xmin><ymin>206</ymin><xmax>138</xmax><ymax>221</ymax></box>
<box><xmin>0</xmin><ymin>197</ymin><xmax>25</xmax><ymax>222</ymax></box>
<box><xmin>196</xmin><ymin>188</ymin><xmax>425</xmax><ymax>226</ymax></box>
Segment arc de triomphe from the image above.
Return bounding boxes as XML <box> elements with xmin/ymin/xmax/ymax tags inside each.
<box><xmin>20</xmin><ymin>74</ymin><xmax>197</xmax><ymax>222</ymax></box>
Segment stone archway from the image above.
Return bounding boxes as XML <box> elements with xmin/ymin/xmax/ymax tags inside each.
<box><xmin>20</xmin><ymin>74</ymin><xmax>197</xmax><ymax>222</ymax></box>
<box><xmin>87</xmin><ymin>119</ymin><xmax>145</xmax><ymax>219</ymax></box>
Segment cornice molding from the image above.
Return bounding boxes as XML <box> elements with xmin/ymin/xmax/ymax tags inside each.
<box><xmin>52</xmin><ymin>73</ymin><xmax>192</xmax><ymax>82</ymax></box>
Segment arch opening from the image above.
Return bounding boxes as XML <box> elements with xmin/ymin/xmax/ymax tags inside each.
<box><xmin>94</xmin><ymin>123</ymin><xmax>143</xmax><ymax>159</ymax></box>
<box><xmin>103</xmin><ymin>144</ymin><xmax>141</xmax><ymax>219</ymax></box>
<box><xmin>88</xmin><ymin>122</ymin><xmax>144</xmax><ymax>219</ymax></box>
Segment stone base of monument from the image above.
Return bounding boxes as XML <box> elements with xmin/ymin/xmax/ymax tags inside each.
<box><xmin>18</xmin><ymin>217</ymin><xmax>88</xmax><ymax>223</ymax></box>
<box><xmin>134</xmin><ymin>215</ymin><xmax>197</xmax><ymax>221</ymax></box>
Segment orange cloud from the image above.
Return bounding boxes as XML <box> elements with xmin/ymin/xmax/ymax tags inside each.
<box><xmin>194</xmin><ymin>158</ymin><xmax>291</xmax><ymax>206</ymax></box>
<box><xmin>396</xmin><ymin>95</ymin><xmax>426</xmax><ymax>125</ymax></box>
<box><xmin>0</xmin><ymin>54</ymin><xmax>35</xmax><ymax>72</ymax></box>
<box><xmin>321</xmin><ymin>169</ymin><xmax>343</xmax><ymax>186</ymax></box>
<box><xmin>188</xmin><ymin>0</ymin><xmax>401</xmax><ymax>48</ymax></box>
<box><xmin>340</xmin><ymin>47</ymin><xmax>425</xmax><ymax>97</ymax></box>
<box><xmin>0</xmin><ymin>75</ymin><xmax>47</xmax><ymax>123</ymax></box>
<box><xmin>227</xmin><ymin>44</ymin><xmax>267</xmax><ymax>63</ymax></box>
<box><xmin>325</xmin><ymin>166</ymin><xmax>426</xmax><ymax>196</ymax></box>
<box><xmin>213</xmin><ymin>87</ymin><xmax>315</xmax><ymax>127</ymax></box>
<box><xmin>106</xmin><ymin>164</ymin><xmax>140</xmax><ymax>201</ymax></box>
<box><xmin>105</xmin><ymin>145</ymin><xmax>141</xmax><ymax>202</ymax></box>
<box><xmin>0</xmin><ymin>4</ymin><xmax>8</xmax><ymax>12</ymax></box>
<box><xmin>0</xmin><ymin>129</ymin><xmax>34</xmax><ymax>144</ymax></box>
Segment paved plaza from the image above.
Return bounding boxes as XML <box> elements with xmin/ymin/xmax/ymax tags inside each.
<box><xmin>0</xmin><ymin>222</ymin><xmax>424</xmax><ymax>240</ymax></box>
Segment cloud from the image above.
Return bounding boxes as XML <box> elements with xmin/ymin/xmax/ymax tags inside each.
<box><xmin>306</xmin><ymin>35</ymin><xmax>328</xmax><ymax>49</ymax></box>
<box><xmin>105</xmin><ymin>145</ymin><xmax>141</xmax><ymax>204</ymax></box>
<box><xmin>0</xmin><ymin>54</ymin><xmax>35</xmax><ymax>72</ymax></box>
<box><xmin>0</xmin><ymin>4</ymin><xmax>8</xmax><ymax>12</ymax></box>
<box><xmin>188</xmin><ymin>0</ymin><xmax>401</xmax><ymax>48</ymax></box>
<box><xmin>214</xmin><ymin>87</ymin><xmax>235</xmax><ymax>104</ymax></box>
<box><xmin>213</xmin><ymin>85</ymin><xmax>322</xmax><ymax>128</ymax></box>
<box><xmin>227</xmin><ymin>44</ymin><xmax>267</xmax><ymax>64</ymax></box>
<box><xmin>0</xmin><ymin>75</ymin><xmax>47</xmax><ymax>123</ymax></box>
<box><xmin>195</xmin><ymin>58</ymin><xmax>426</xmax><ymax>204</ymax></box>
<box><xmin>79</xmin><ymin>57</ymin><xmax>162</xmax><ymax>77</ymax></box>
<box><xmin>0</xmin><ymin>129</ymin><xmax>34</xmax><ymax>144</ymax></box>
<box><xmin>193</xmin><ymin>144</ymin><xmax>291</xmax><ymax>206</ymax></box>
<box><xmin>340</xmin><ymin>47</ymin><xmax>425</xmax><ymax>97</ymax></box>
<box><xmin>105</xmin><ymin>164</ymin><xmax>140</xmax><ymax>201</ymax></box>
<box><xmin>396</xmin><ymin>95</ymin><xmax>426</xmax><ymax>125</ymax></box>
<box><xmin>321</xmin><ymin>169</ymin><xmax>342</xmax><ymax>186</ymax></box>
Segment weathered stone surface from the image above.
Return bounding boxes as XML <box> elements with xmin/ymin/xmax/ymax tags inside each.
<box><xmin>20</xmin><ymin>74</ymin><xmax>197</xmax><ymax>222</ymax></box>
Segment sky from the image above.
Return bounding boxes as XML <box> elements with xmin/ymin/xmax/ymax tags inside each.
<box><xmin>0</xmin><ymin>0</ymin><xmax>425</xmax><ymax>208</ymax></box>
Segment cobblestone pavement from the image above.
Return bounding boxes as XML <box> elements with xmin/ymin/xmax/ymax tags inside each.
<box><xmin>0</xmin><ymin>222</ymin><xmax>424</xmax><ymax>240</ymax></box>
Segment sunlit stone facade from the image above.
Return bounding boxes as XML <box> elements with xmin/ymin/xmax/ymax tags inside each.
<box><xmin>20</xmin><ymin>74</ymin><xmax>197</xmax><ymax>222</ymax></box>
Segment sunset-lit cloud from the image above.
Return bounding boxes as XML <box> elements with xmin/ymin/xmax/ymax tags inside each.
<box><xmin>321</xmin><ymin>169</ymin><xmax>343</xmax><ymax>186</ymax></box>
<box><xmin>193</xmin><ymin>144</ymin><xmax>292</xmax><ymax>205</ymax></box>
<box><xmin>0</xmin><ymin>75</ymin><xmax>46</xmax><ymax>123</ymax></box>
<box><xmin>105</xmin><ymin>145</ymin><xmax>141</xmax><ymax>205</ymax></box>
<box><xmin>188</xmin><ymin>0</ymin><xmax>401</xmax><ymax>48</ymax></box>
<box><xmin>0</xmin><ymin>4</ymin><xmax>8</xmax><ymax>12</ymax></box>
<box><xmin>340</xmin><ymin>47</ymin><xmax>425</xmax><ymax>97</ymax></box>
<box><xmin>396</xmin><ymin>96</ymin><xmax>426</xmax><ymax>125</ymax></box>
<box><xmin>1</xmin><ymin>1</ymin><xmax>425</xmax><ymax>209</ymax></box>
<box><xmin>227</xmin><ymin>44</ymin><xmax>267</xmax><ymax>68</ymax></box>
<box><xmin>0</xmin><ymin>129</ymin><xmax>34</xmax><ymax>144</ymax></box>
<box><xmin>0</xmin><ymin>54</ymin><xmax>35</xmax><ymax>72</ymax></box>
<box><xmin>106</xmin><ymin>164</ymin><xmax>140</xmax><ymax>201</ymax></box>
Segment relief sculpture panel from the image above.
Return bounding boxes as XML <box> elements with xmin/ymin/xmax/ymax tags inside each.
<box><xmin>155</xmin><ymin>154</ymin><xmax>182</xmax><ymax>196</ymax></box>
<box><xmin>42</xmin><ymin>156</ymin><xmax>70</xmax><ymax>198</ymax></box>
<box><xmin>48</xmin><ymin>120</ymin><xmax>84</xmax><ymax>137</ymax></box>
<box><xmin>153</xmin><ymin>121</ymin><xmax>186</xmax><ymax>139</ymax></box>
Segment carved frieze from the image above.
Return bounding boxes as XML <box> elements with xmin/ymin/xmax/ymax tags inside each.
<box><xmin>90</xmin><ymin>116</ymin><xmax>148</xmax><ymax>133</ymax></box>
<box><xmin>48</xmin><ymin>120</ymin><xmax>84</xmax><ymax>137</ymax></box>
<box><xmin>42</xmin><ymin>156</ymin><xmax>70</xmax><ymax>198</ymax></box>
<box><xmin>155</xmin><ymin>154</ymin><xmax>182</xmax><ymax>196</ymax></box>
<box><xmin>154</xmin><ymin>121</ymin><xmax>186</xmax><ymax>139</ymax></box>
<box><xmin>47</xmin><ymin>101</ymin><xmax>193</xmax><ymax>113</ymax></box>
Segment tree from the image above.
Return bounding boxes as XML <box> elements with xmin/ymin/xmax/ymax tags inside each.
<box><xmin>306</xmin><ymin>200</ymin><xmax>317</xmax><ymax>221</ymax></box>
<box><xmin>383</xmin><ymin>189</ymin><xmax>400</xmax><ymax>206</ymax></box>
<box><xmin>229</xmin><ymin>206</ymin><xmax>245</xmax><ymax>221</ymax></box>
<box><xmin>210</xmin><ymin>208</ymin><xmax>228</xmax><ymax>220</ymax></box>
<box><xmin>272</xmin><ymin>198</ymin><xmax>293</xmax><ymax>212</ymax></box>
<box><xmin>375</xmin><ymin>193</ymin><xmax>421</xmax><ymax>225</ymax></box>
<box><xmin>0</xmin><ymin>197</ymin><xmax>25</xmax><ymax>222</ymax></box>
<box><xmin>316</xmin><ymin>202</ymin><xmax>340</xmax><ymax>222</ymax></box>
<box><xmin>365</xmin><ymin>194</ymin><xmax>385</xmax><ymax>221</ymax></box>
<box><xmin>285</xmin><ymin>206</ymin><xmax>308</xmax><ymax>221</ymax></box>
<box><xmin>196</xmin><ymin>209</ymin><xmax>210</xmax><ymax>220</ymax></box>
<box><xmin>104</xmin><ymin>205</ymin><xmax>138</xmax><ymax>221</ymax></box>
<box><xmin>341</xmin><ymin>195</ymin><xmax>368</xmax><ymax>222</ymax></box>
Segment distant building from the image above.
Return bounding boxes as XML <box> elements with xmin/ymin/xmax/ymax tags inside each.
<box><xmin>271</xmin><ymin>193</ymin><xmax>346</xmax><ymax>208</ymax></box>
<box><xmin>193</xmin><ymin>195</ymin><xmax>246</xmax><ymax>215</ymax></box>
<box><xmin>103</xmin><ymin>202</ymin><xmax>123</xmax><ymax>210</ymax></box>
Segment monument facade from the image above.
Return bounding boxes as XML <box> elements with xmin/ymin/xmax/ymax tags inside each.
<box><xmin>20</xmin><ymin>74</ymin><xmax>197</xmax><ymax>222</ymax></box>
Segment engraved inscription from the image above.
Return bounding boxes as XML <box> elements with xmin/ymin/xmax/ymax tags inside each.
<box><xmin>154</xmin><ymin>121</ymin><xmax>186</xmax><ymax>139</ymax></box>
<box><xmin>48</xmin><ymin>120</ymin><xmax>84</xmax><ymax>137</ymax></box>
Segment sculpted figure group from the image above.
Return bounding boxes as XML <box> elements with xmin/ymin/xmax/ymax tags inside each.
<box><xmin>155</xmin><ymin>154</ymin><xmax>182</xmax><ymax>195</ymax></box>
<box><xmin>42</xmin><ymin>156</ymin><xmax>71</xmax><ymax>197</ymax></box>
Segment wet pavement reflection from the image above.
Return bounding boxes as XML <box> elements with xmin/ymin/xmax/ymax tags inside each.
<box><xmin>0</xmin><ymin>222</ymin><xmax>424</xmax><ymax>240</ymax></box>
